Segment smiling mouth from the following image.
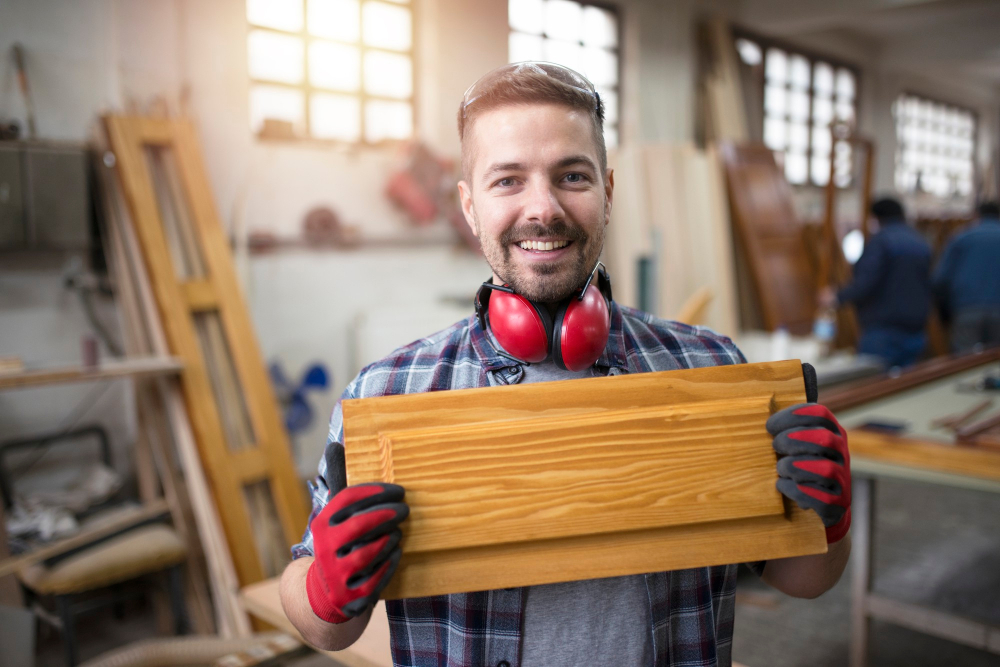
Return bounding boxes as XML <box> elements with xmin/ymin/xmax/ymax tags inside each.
<box><xmin>516</xmin><ymin>239</ymin><xmax>571</xmax><ymax>252</ymax></box>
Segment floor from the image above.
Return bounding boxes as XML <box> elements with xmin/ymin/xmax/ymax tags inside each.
<box><xmin>30</xmin><ymin>477</ymin><xmax>1000</xmax><ymax>666</ymax></box>
<box><xmin>733</xmin><ymin>477</ymin><xmax>1000</xmax><ymax>667</ymax></box>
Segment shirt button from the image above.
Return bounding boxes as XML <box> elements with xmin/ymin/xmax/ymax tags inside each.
<box><xmin>497</xmin><ymin>662</ymin><xmax>511</xmax><ymax>667</ymax></box>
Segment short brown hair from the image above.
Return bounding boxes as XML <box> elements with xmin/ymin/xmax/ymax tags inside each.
<box><xmin>457</xmin><ymin>63</ymin><xmax>606</xmax><ymax>179</ymax></box>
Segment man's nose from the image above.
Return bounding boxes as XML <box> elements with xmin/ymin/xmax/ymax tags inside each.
<box><xmin>522</xmin><ymin>180</ymin><xmax>565</xmax><ymax>223</ymax></box>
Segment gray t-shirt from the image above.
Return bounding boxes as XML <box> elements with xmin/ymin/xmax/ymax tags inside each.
<box><xmin>519</xmin><ymin>360</ymin><xmax>655</xmax><ymax>667</ymax></box>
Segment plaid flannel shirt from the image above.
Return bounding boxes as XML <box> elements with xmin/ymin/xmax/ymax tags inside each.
<box><xmin>293</xmin><ymin>302</ymin><xmax>754</xmax><ymax>667</ymax></box>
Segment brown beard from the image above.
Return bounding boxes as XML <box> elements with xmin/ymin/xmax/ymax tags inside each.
<box><xmin>484</xmin><ymin>219</ymin><xmax>604</xmax><ymax>303</ymax></box>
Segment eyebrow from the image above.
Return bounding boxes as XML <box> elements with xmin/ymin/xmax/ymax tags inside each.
<box><xmin>480</xmin><ymin>155</ymin><xmax>599</xmax><ymax>183</ymax></box>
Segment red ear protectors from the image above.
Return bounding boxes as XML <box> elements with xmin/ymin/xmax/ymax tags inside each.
<box><xmin>475</xmin><ymin>264</ymin><xmax>613</xmax><ymax>372</ymax></box>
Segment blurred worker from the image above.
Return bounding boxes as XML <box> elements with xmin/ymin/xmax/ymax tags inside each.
<box><xmin>933</xmin><ymin>201</ymin><xmax>1000</xmax><ymax>352</ymax></box>
<box><xmin>821</xmin><ymin>197</ymin><xmax>932</xmax><ymax>368</ymax></box>
<box><xmin>282</xmin><ymin>62</ymin><xmax>852</xmax><ymax>666</ymax></box>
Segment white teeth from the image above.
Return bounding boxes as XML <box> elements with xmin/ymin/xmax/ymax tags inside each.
<box><xmin>518</xmin><ymin>240</ymin><xmax>569</xmax><ymax>251</ymax></box>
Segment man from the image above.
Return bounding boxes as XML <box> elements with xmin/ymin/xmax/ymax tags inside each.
<box><xmin>281</xmin><ymin>63</ymin><xmax>851</xmax><ymax>667</ymax></box>
<box><xmin>821</xmin><ymin>198</ymin><xmax>932</xmax><ymax>368</ymax></box>
<box><xmin>932</xmin><ymin>201</ymin><xmax>1000</xmax><ymax>352</ymax></box>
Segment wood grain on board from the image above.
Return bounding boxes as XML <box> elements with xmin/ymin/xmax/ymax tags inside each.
<box><xmin>343</xmin><ymin>360</ymin><xmax>827</xmax><ymax>599</ymax></box>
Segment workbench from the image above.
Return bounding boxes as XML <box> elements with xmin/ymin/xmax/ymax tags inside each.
<box><xmin>820</xmin><ymin>348</ymin><xmax>1000</xmax><ymax>666</ymax></box>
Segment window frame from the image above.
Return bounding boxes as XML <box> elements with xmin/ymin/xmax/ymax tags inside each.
<box><xmin>507</xmin><ymin>0</ymin><xmax>624</xmax><ymax>148</ymax></box>
<box><xmin>733</xmin><ymin>28</ymin><xmax>862</xmax><ymax>189</ymax></box>
<box><xmin>893</xmin><ymin>90</ymin><xmax>978</xmax><ymax>199</ymax></box>
<box><xmin>246</xmin><ymin>0</ymin><xmax>419</xmax><ymax>146</ymax></box>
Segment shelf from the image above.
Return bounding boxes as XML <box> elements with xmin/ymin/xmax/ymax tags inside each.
<box><xmin>0</xmin><ymin>356</ymin><xmax>184</xmax><ymax>391</ymax></box>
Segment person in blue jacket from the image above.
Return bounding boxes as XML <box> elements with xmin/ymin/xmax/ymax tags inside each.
<box><xmin>821</xmin><ymin>197</ymin><xmax>932</xmax><ymax>368</ymax></box>
<box><xmin>932</xmin><ymin>201</ymin><xmax>1000</xmax><ymax>352</ymax></box>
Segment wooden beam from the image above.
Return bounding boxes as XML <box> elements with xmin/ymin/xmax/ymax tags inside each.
<box><xmin>0</xmin><ymin>356</ymin><xmax>182</xmax><ymax>390</ymax></box>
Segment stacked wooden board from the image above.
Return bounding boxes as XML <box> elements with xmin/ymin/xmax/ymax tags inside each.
<box><xmin>343</xmin><ymin>359</ymin><xmax>827</xmax><ymax>599</ymax></box>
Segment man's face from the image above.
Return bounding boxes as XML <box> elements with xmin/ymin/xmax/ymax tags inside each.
<box><xmin>458</xmin><ymin>103</ymin><xmax>613</xmax><ymax>303</ymax></box>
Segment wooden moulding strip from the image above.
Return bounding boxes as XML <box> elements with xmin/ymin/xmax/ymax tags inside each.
<box><xmin>384</xmin><ymin>504</ymin><xmax>824</xmax><ymax>600</ymax></box>
<box><xmin>180</xmin><ymin>280</ymin><xmax>219</xmax><ymax>312</ymax></box>
<box><xmin>848</xmin><ymin>430</ymin><xmax>1000</xmax><ymax>483</ymax></box>
<box><xmin>0</xmin><ymin>357</ymin><xmax>183</xmax><ymax>391</ymax></box>
<box><xmin>821</xmin><ymin>347</ymin><xmax>1000</xmax><ymax>412</ymax></box>
<box><xmin>376</xmin><ymin>396</ymin><xmax>784</xmax><ymax>554</ymax></box>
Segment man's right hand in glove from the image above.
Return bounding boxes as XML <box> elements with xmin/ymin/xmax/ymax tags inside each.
<box><xmin>306</xmin><ymin>482</ymin><xmax>409</xmax><ymax>624</ymax></box>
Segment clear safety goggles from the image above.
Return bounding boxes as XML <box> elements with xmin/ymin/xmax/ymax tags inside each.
<box><xmin>460</xmin><ymin>61</ymin><xmax>601</xmax><ymax>119</ymax></box>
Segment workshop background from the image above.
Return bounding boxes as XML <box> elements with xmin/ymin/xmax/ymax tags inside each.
<box><xmin>1</xmin><ymin>0</ymin><xmax>999</xmax><ymax>665</ymax></box>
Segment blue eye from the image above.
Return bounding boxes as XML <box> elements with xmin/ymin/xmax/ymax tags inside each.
<box><xmin>498</xmin><ymin>177</ymin><xmax>515</xmax><ymax>187</ymax></box>
<box><xmin>565</xmin><ymin>173</ymin><xmax>585</xmax><ymax>183</ymax></box>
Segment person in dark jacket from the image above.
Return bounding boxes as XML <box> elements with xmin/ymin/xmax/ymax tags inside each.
<box><xmin>821</xmin><ymin>197</ymin><xmax>932</xmax><ymax>368</ymax></box>
<box><xmin>932</xmin><ymin>201</ymin><xmax>1000</xmax><ymax>352</ymax></box>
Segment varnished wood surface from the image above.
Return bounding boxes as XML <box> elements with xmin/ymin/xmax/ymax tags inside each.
<box><xmin>848</xmin><ymin>430</ymin><xmax>1000</xmax><ymax>483</ymax></box>
<box><xmin>384</xmin><ymin>504</ymin><xmax>825</xmax><ymax>600</ymax></box>
<box><xmin>344</xmin><ymin>360</ymin><xmax>827</xmax><ymax>599</ymax></box>
<box><xmin>377</xmin><ymin>397</ymin><xmax>783</xmax><ymax>554</ymax></box>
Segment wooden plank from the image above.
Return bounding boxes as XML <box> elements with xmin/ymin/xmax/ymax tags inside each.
<box><xmin>848</xmin><ymin>429</ymin><xmax>1000</xmax><ymax>483</ymax></box>
<box><xmin>821</xmin><ymin>348</ymin><xmax>1000</xmax><ymax>412</ymax></box>
<box><xmin>383</xmin><ymin>504</ymin><xmax>824</xmax><ymax>600</ymax></box>
<box><xmin>0</xmin><ymin>500</ymin><xmax>24</xmax><ymax>606</ymax></box>
<box><xmin>344</xmin><ymin>360</ymin><xmax>827</xmax><ymax>599</ymax></box>
<box><xmin>0</xmin><ymin>356</ymin><xmax>182</xmax><ymax>390</ymax></box>
<box><xmin>373</xmin><ymin>397</ymin><xmax>783</xmax><ymax>554</ymax></box>
<box><xmin>0</xmin><ymin>500</ymin><xmax>169</xmax><ymax>578</ymax></box>
<box><xmin>956</xmin><ymin>410</ymin><xmax>1000</xmax><ymax>440</ymax></box>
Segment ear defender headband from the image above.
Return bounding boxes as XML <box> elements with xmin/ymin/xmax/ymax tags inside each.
<box><xmin>475</xmin><ymin>263</ymin><xmax>613</xmax><ymax>372</ymax></box>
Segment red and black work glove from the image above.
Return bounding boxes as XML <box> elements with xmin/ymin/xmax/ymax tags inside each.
<box><xmin>306</xmin><ymin>483</ymin><xmax>409</xmax><ymax>624</ymax></box>
<box><xmin>767</xmin><ymin>403</ymin><xmax>851</xmax><ymax>544</ymax></box>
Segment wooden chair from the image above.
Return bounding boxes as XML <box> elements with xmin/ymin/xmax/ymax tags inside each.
<box><xmin>0</xmin><ymin>426</ymin><xmax>189</xmax><ymax>666</ymax></box>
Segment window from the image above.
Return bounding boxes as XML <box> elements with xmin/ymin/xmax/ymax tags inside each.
<box><xmin>893</xmin><ymin>93</ymin><xmax>976</xmax><ymax>198</ymax></box>
<box><xmin>508</xmin><ymin>0</ymin><xmax>620</xmax><ymax>147</ymax></box>
<box><xmin>246</xmin><ymin>0</ymin><xmax>414</xmax><ymax>144</ymax></box>
<box><xmin>737</xmin><ymin>36</ymin><xmax>858</xmax><ymax>187</ymax></box>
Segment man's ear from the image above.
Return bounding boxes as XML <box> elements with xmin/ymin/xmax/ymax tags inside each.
<box><xmin>604</xmin><ymin>168</ymin><xmax>614</xmax><ymax>225</ymax></box>
<box><xmin>458</xmin><ymin>180</ymin><xmax>479</xmax><ymax>237</ymax></box>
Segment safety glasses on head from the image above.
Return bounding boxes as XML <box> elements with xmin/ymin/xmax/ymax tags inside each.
<box><xmin>474</xmin><ymin>262</ymin><xmax>613</xmax><ymax>372</ymax></box>
<box><xmin>460</xmin><ymin>61</ymin><xmax>601</xmax><ymax>120</ymax></box>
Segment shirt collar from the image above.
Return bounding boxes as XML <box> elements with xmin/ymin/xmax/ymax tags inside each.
<box><xmin>471</xmin><ymin>300</ymin><xmax>630</xmax><ymax>374</ymax></box>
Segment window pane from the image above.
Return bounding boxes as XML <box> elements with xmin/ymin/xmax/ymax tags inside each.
<box><xmin>544</xmin><ymin>0</ymin><xmax>582</xmax><ymax>42</ymax></box>
<box><xmin>363</xmin><ymin>2</ymin><xmax>412</xmax><ymax>51</ymax></box>
<box><xmin>509</xmin><ymin>0</ymin><xmax>544</xmax><ymax>34</ymax></box>
<box><xmin>582</xmin><ymin>6</ymin><xmax>617</xmax><ymax>48</ymax></box>
<box><xmin>363</xmin><ymin>51</ymin><xmax>412</xmax><ymax>98</ymax></box>
<box><xmin>764</xmin><ymin>117</ymin><xmax>787</xmax><ymax>150</ymax></box>
<box><xmin>310</xmin><ymin>41</ymin><xmax>360</xmax><ymax>91</ymax></box>
<box><xmin>812</xmin><ymin>125</ymin><xmax>831</xmax><ymax>156</ymax></box>
<box><xmin>581</xmin><ymin>47</ymin><xmax>617</xmax><ymax>87</ymax></box>
<box><xmin>250</xmin><ymin>85</ymin><xmax>305</xmax><ymax>134</ymax></box>
<box><xmin>785</xmin><ymin>152</ymin><xmax>807</xmax><ymax>184</ymax></box>
<box><xmin>811</xmin><ymin>155</ymin><xmax>830</xmax><ymax>186</ymax></box>
<box><xmin>736</xmin><ymin>38</ymin><xmax>761</xmax><ymax>66</ymax></box>
<box><xmin>789</xmin><ymin>123</ymin><xmax>808</xmax><ymax>151</ymax></box>
<box><xmin>813</xmin><ymin>96</ymin><xmax>833</xmax><ymax>125</ymax></box>
<box><xmin>836</xmin><ymin>69</ymin><xmax>855</xmax><ymax>100</ymax></box>
<box><xmin>510</xmin><ymin>31</ymin><xmax>545</xmax><ymax>62</ymax></box>
<box><xmin>789</xmin><ymin>90</ymin><xmax>810</xmax><ymax>122</ymax></box>
<box><xmin>248</xmin><ymin>30</ymin><xmax>304</xmax><ymax>84</ymax></box>
<box><xmin>813</xmin><ymin>62</ymin><xmax>834</xmax><ymax>96</ymax></box>
<box><xmin>789</xmin><ymin>55</ymin><xmax>810</xmax><ymax>91</ymax></box>
<box><xmin>544</xmin><ymin>39</ymin><xmax>582</xmax><ymax>71</ymax></box>
<box><xmin>765</xmin><ymin>48</ymin><xmax>787</xmax><ymax>83</ymax></box>
<box><xmin>308</xmin><ymin>0</ymin><xmax>360</xmax><ymax>42</ymax></box>
<box><xmin>365</xmin><ymin>100</ymin><xmax>412</xmax><ymax>142</ymax></box>
<box><xmin>835</xmin><ymin>100</ymin><xmax>854</xmax><ymax>123</ymax></box>
<box><xmin>311</xmin><ymin>93</ymin><xmax>360</xmax><ymax>141</ymax></box>
<box><xmin>764</xmin><ymin>85</ymin><xmax>786</xmax><ymax>116</ymax></box>
<box><xmin>247</xmin><ymin>0</ymin><xmax>304</xmax><ymax>31</ymax></box>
